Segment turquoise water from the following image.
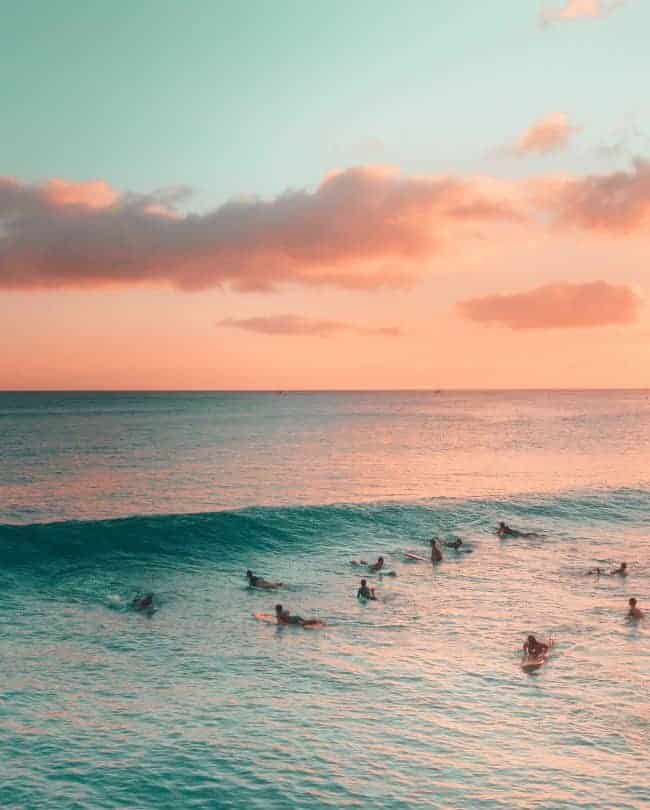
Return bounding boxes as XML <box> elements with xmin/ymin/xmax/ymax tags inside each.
<box><xmin>1</xmin><ymin>392</ymin><xmax>648</xmax><ymax>808</ymax></box>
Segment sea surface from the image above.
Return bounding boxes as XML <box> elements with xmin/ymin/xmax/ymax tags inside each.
<box><xmin>1</xmin><ymin>390</ymin><xmax>648</xmax><ymax>809</ymax></box>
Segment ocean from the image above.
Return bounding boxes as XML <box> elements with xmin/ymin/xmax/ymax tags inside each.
<box><xmin>1</xmin><ymin>391</ymin><xmax>648</xmax><ymax>809</ymax></box>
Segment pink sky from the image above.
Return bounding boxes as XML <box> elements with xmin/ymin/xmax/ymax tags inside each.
<box><xmin>1</xmin><ymin>158</ymin><xmax>649</xmax><ymax>389</ymax></box>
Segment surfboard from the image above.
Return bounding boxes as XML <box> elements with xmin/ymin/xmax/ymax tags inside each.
<box><xmin>254</xmin><ymin>612</ymin><xmax>278</xmax><ymax>624</ymax></box>
<box><xmin>404</xmin><ymin>551</ymin><xmax>430</xmax><ymax>562</ymax></box>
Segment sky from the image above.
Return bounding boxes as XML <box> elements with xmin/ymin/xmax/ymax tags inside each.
<box><xmin>2</xmin><ymin>0</ymin><xmax>650</xmax><ymax>389</ymax></box>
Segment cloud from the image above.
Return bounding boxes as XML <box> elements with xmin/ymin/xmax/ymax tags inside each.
<box><xmin>43</xmin><ymin>178</ymin><xmax>120</xmax><ymax>209</ymax></box>
<box><xmin>540</xmin><ymin>0</ymin><xmax>624</xmax><ymax>25</ymax></box>
<box><xmin>504</xmin><ymin>113</ymin><xmax>576</xmax><ymax>157</ymax></box>
<box><xmin>458</xmin><ymin>280</ymin><xmax>641</xmax><ymax>329</ymax></box>
<box><xmin>217</xmin><ymin>314</ymin><xmax>402</xmax><ymax>338</ymax></box>
<box><xmin>554</xmin><ymin>158</ymin><xmax>650</xmax><ymax>231</ymax></box>
<box><xmin>3</xmin><ymin>161</ymin><xmax>650</xmax><ymax>296</ymax></box>
<box><xmin>0</xmin><ymin>168</ymin><xmax>523</xmax><ymax>293</ymax></box>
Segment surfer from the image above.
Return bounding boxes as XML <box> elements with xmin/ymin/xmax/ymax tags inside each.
<box><xmin>523</xmin><ymin>635</ymin><xmax>548</xmax><ymax>657</ymax></box>
<box><xmin>610</xmin><ymin>562</ymin><xmax>628</xmax><ymax>577</ymax></box>
<box><xmin>132</xmin><ymin>593</ymin><xmax>154</xmax><ymax>612</ymax></box>
<box><xmin>430</xmin><ymin>539</ymin><xmax>443</xmax><ymax>562</ymax></box>
<box><xmin>274</xmin><ymin>604</ymin><xmax>321</xmax><ymax>627</ymax></box>
<box><xmin>444</xmin><ymin>538</ymin><xmax>463</xmax><ymax>550</ymax></box>
<box><xmin>497</xmin><ymin>522</ymin><xmax>536</xmax><ymax>539</ymax></box>
<box><xmin>627</xmin><ymin>598</ymin><xmax>644</xmax><ymax>619</ymax></box>
<box><xmin>357</xmin><ymin>579</ymin><xmax>377</xmax><ymax>601</ymax></box>
<box><xmin>246</xmin><ymin>570</ymin><xmax>283</xmax><ymax>589</ymax></box>
<box><xmin>369</xmin><ymin>556</ymin><xmax>385</xmax><ymax>572</ymax></box>
<box><xmin>361</xmin><ymin>556</ymin><xmax>384</xmax><ymax>572</ymax></box>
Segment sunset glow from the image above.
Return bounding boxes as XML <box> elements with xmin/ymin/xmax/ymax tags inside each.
<box><xmin>2</xmin><ymin>1</ymin><xmax>648</xmax><ymax>389</ymax></box>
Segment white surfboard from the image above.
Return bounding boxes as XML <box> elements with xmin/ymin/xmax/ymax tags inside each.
<box><xmin>404</xmin><ymin>551</ymin><xmax>430</xmax><ymax>562</ymax></box>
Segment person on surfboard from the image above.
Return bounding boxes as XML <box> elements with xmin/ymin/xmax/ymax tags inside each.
<box><xmin>627</xmin><ymin>598</ymin><xmax>644</xmax><ymax>619</ymax></box>
<box><xmin>246</xmin><ymin>570</ymin><xmax>283</xmax><ymax>589</ymax></box>
<box><xmin>132</xmin><ymin>593</ymin><xmax>154</xmax><ymax>612</ymax></box>
<box><xmin>444</xmin><ymin>538</ymin><xmax>464</xmax><ymax>550</ymax></box>
<box><xmin>430</xmin><ymin>539</ymin><xmax>443</xmax><ymax>562</ymax></box>
<box><xmin>368</xmin><ymin>556</ymin><xmax>385</xmax><ymax>572</ymax></box>
<box><xmin>523</xmin><ymin>635</ymin><xmax>548</xmax><ymax>657</ymax></box>
<box><xmin>497</xmin><ymin>522</ymin><xmax>537</xmax><ymax>539</ymax></box>
<box><xmin>275</xmin><ymin>604</ymin><xmax>321</xmax><ymax>627</ymax></box>
<box><xmin>357</xmin><ymin>579</ymin><xmax>377</xmax><ymax>600</ymax></box>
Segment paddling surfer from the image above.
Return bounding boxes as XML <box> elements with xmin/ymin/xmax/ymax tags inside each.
<box><xmin>355</xmin><ymin>556</ymin><xmax>385</xmax><ymax>571</ymax></box>
<box><xmin>274</xmin><ymin>604</ymin><xmax>321</xmax><ymax>627</ymax></box>
<box><xmin>430</xmin><ymin>539</ymin><xmax>442</xmax><ymax>563</ymax></box>
<box><xmin>132</xmin><ymin>593</ymin><xmax>154</xmax><ymax>612</ymax></box>
<box><xmin>497</xmin><ymin>522</ymin><xmax>536</xmax><ymax>539</ymax></box>
<box><xmin>444</xmin><ymin>538</ymin><xmax>463</xmax><ymax>550</ymax></box>
<box><xmin>610</xmin><ymin>562</ymin><xmax>628</xmax><ymax>577</ymax></box>
<box><xmin>246</xmin><ymin>570</ymin><xmax>283</xmax><ymax>589</ymax></box>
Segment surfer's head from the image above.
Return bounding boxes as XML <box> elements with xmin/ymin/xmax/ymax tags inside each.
<box><xmin>360</xmin><ymin>579</ymin><xmax>367</xmax><ymax>587</ymax></box>
<box><xmin>377</xmin><ymin>556</ymin><xmax>384</xmax><ymax>563</ymax></box>
<box><xmin>246</xmin><ymin>570</ymin><xmax>253</xmax><ymax>579</ymax></box>
<box><xmin>621</xmin><ymin>563</ymin><xmax>627</xmax><ymax>570</ymax></box>
<box><xmin>275</xmin><ymin>604</ymin><xmax>283</xmax><ymax>616</ymax></box>
<box><xmin>527</xmin><ymin>634</ymin><xmax>536</xmax><ymax>644</ymax></box>
<box><xmin>629</xmin><ymin>598</ymin><xmax>637</xmax><ymax>608</ymax></box>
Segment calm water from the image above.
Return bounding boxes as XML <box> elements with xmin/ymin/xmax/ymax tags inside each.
<box><xmin>1</xmin><ymin>391</ymin><xmax>648</xmax><ymax>809</ymax></box>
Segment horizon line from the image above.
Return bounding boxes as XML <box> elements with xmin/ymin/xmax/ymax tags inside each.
<box><xmin>1</xmin><ymin>387</ymin><xmax>649</xmax><ymax>394</ymax></box>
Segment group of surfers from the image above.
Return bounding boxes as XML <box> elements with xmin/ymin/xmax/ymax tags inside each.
<box><xmin>134</xmin><ymin>521</ymin><xmax>644</xmax><ymax>626</ymax></box>
<box><xmin>243</xmin><ymin>520</ymin><xmax>645</xmax><ymax>629</ymax></box>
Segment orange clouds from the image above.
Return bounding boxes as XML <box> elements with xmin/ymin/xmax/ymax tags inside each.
<box><xmin>0</xmin><ymin>167</ymin><xmax>521</xmax><ymax>293</ymax></box>
<box><xmin>42</xmin><ymin>179</ymin><xmax>119</xmax><ymax>209</ymax></box>
<box><xmin>217</xmin><ymin>315</ymin><xmax>402</xmax><ymax>338</ymax></box>
<box><xmin>513</xmin><ymin>113</ymin><xmax>574</xmax><ymax>156</ymax></box>
<box><xmin>1</xmin><ymin>162</ymin><xmax>649</xmax><ymax>298</ymax></box>
<box><xmin>540</xmin><ymin>0</ymin><xmax>624</xmax><ymax>25</ymax></box>
<box><xmin>459</xmin><ymin>281</ymin><xmax>641</xmax><ymax>329</ymax></box>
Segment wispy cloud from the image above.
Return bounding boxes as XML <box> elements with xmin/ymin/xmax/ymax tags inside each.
<box><xmin>500</xmin><ymin>113</ymin><xmax>577</xmax><ymax>157</ymax></box>
<box><xmin>459</xmin><ymin>280</ymin><xmax>641</xmax><ymax>329</ymax></box>
<box><xmin>0</xmin><ymin>168</ymin><xmax>523</xmax><ymax>293</ymax></box>
<box><xmin>217</xmin><ymin>315</ymin><xmax>402</xmax><ymax>338</ymax></box>
<box><xmin>540</xmin><ymin>0</ymin><xmax>625</xmax><ymax>26</ymax></box>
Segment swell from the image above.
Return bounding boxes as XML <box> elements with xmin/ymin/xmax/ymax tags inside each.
<box><xmin>0</xmin><ymin>487</ymin><xmax>648</xmax><ymax>577</ymax></box>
